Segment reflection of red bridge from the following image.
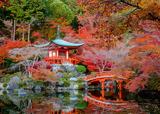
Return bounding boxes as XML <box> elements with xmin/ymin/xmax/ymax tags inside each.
<box><xmin>84</xmin><ymin>95</ymin><xmax>140</xmax><ymax>112</ymax></box>
<box><xmin>83</xmin><ymin>72</ymin><xmax>128</xmax><ymax>99</ymax></box>
<box><xmin>84</xmin><ymin>95</ymin><xmax>127</xmax><ymax>109</ymax></box>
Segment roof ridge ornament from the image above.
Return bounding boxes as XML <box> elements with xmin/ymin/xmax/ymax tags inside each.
<box><xmin>56</xmin><ymin>25</ymin><xmax>61</xmax><ymax>39</ymax></box>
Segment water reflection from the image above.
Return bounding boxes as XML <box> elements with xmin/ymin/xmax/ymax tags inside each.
<box><xmin>0</xmin><ymin>89</ymin><xmax>147</xmax><ymax>114</ymax></box>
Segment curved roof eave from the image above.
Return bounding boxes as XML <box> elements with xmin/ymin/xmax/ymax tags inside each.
<box><xmin>33</xmin><ymin>42</ymin><xmax>50</xmax><ymax>48</ymax></box>
<box><xmin>52</xmin><ymin>39</ymin><xmax>84</xmax><ymax>47</ymax></box>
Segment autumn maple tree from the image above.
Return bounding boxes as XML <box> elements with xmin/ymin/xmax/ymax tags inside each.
<box><xmin>125</xmin><ymin>34</ymin><xmax>160</xmax><ymax>92</ymax></box>
<box><xmin>0</xmin><ymin>39</ymin><xmax>28</xmax><ymax>64</ymax></box>
<box><xmin>28</xmin><ymin>61</ymin><xmax>57</xmax><ymax>82</ymax></box>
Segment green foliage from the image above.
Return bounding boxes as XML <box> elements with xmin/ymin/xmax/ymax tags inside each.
<box><xmin>147</xmin><ymin>73</ymin><xmax>160</xmax><ymax>91</ymax></box>
<box><xmin>59</xmin><ymin>76</ymin><xmax>70</xmax><ymax>87</ymax></box>
<box><xmin>45</xmin><ymin>0</ymin><xmax>77</xmax><ymax>23</ymax></box>
<box><xmin>71</xmin><ymin>17</ymin><xmax>79</xmax><ymax>31</ymax></box>
<box><xmin>75</xmin><ymin>101</ymin><xmax>88</xmax><ymax>109</ymax></box>
<box><xmin>77</xmin><ymin>78</ymin><xmax>84</xmax><ymax>89</ymax></box>
<box><xmin>76</xmin><ymin>65</ymin><xmax>86</xmax><ymax>73</ymax></box>
<box><xmin>8</xmin><ymin>0</ymin><xmax>27</xmax><ymax>21</ymax></box>
<box><xmin>58</xmin><ymin>72</ymin><xmax>72</xmax><ymax>87</ymax></box>
<box><xmin>61</xmin><ymin>0</ymin><xmax>80</xmax><ymax>14</ymax></box>
<box><xmin>126</xmin><ymin>93</ymin><xmax>137</xmax><ymax>100</ymax></box>
<box><xmin>0</xmin><ymin>8</ymin><xmax>12</xmax><ymax>28</ymax></box>
<box><xmin>4</xmin><ymin>58</ymin><xmax>15</xmax><ymax>67</ymax></box>
<box><xmin>8</xmin><ymin>0</ymin><xmax>46</xmax><ymax>22</ymax></box>
<box><xmin>24</xmin><ymin>0</ymin><xmax>46</xmax><ymax>22</ymax></box>
<box><xmin>0</xmin><ymin>72</ymin><xmax>22</xmax><ymax>84</ymax></box>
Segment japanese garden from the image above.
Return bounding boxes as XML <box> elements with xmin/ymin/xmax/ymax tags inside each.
<box><xmin>0</xmin><ymin>0</ymin><xmax>160</xmax><ymax>113</ymax></box>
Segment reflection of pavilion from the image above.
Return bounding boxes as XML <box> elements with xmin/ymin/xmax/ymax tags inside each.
<box><xmin>25</xmin><ymin>91</ymin><xmax>82</xmax><ymax>114</ymax></box>
<box><xmin>26</xmin><ymin>100</ymin><xmax>79</xmax><ymax>114</ymax></box>
<box><xmin>34</xmin><ymin>26</ymin><xmax>84</xmax><ymax>65</ymax></box>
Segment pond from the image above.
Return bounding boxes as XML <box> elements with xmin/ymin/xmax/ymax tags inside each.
<box><xmin>0</xmin><ymin>89</ymin><xmax>159</xmax><ymax>114</ymax></box>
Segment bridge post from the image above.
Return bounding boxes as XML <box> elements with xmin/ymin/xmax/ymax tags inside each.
<box><xmin>100</xmin><ymin>79</ymin><xmax>105</xmax><ymax>98</ymax></box>
<box><xmin>118</xmin><ymin>80</ymin><xmax>123</xmax><ymax>100</ymax></box>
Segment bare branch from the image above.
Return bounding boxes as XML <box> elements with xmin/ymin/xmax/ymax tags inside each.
<box><xmin>102</xmin><ymin>0</ymin><xmax>142</xmax><ymax>9</ymax></box>
<box><xmin>119</xmin><ymin>0</ymin><xmax>142</xmax><ymax>9</ymax></box>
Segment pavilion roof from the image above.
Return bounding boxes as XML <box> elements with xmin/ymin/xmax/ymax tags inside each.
<box><xmin>34</xmin><ymin>25</ymin><xmax>84</xmax><ymax>48</ymax></box>
<box><xmin>51</xmin><ymin>38</ymin><xmax>84</xmax><ymax>47</ymax></box>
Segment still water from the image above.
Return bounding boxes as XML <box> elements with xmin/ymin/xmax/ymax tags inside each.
<box><xmin>0</xmin><ymin>89</ymin><xmax>158</xmax><ymax>114</ymax></box>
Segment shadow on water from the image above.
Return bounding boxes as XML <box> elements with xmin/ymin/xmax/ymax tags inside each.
<box><xmin>0</xmin><ymin>89</ymin><xmax>159</xmax><ymax>114</ymax></box>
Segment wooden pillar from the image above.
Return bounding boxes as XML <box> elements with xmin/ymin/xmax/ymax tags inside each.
<box><xmin>118</xmin><ymin>80</ymin><xmax>123</xmax><ymax>100</ymax></box>
<box><xmin>61</xmin><ymin>111</ymin><xmax>65</xmax><ymax>114</ymax></box>
<box><xmin>100</xmin><ymin>79</ymin><xmax>105</xmax><ymax>98</ymax></box>
<box><xmin>74</xmin><ymin>109</ymin><xmax>78</xmax><ymax>114</ymax></box>
<box><xmin>68</xmin><ymin>112</ymin><xmax>72</xmax><ymax>114</ymax></box>
<box><xmin>56</xmin><ymin>49</ymin><xmax>59</xmax><ymax>57</ymax></box>
<box><xmin>66</xmin><ymin>50</ymin><xmax>69</xmax><ymax>59</ymax></box>
<box><xmin>49</xmin><ymin>50</ymin><xmax>52</xmax><ymax>57</ymax></box>
<box><xmin>52</xmin><ymin>51</ymin><xmax>56</xmax><ymax>57</ymax></box>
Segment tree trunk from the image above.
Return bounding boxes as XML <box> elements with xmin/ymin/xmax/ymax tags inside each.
<box><xmin>22</xmin><ymin>24</ymin><xmax>25</xmax><ymax>41</ymax></box>
<box><xmin>12</xmin><ymin>20</ymin><xmax>16</xmax><ymax>40</ymax></box>
<box><xmin>27</xmin><ymin>23</ymin><xmax>31</xmax><ymax>42</ymax></box>
<box><xmin>22</xmin><ymin>31</ymin><xmax>25</xmax><ymax>41</ymax></box>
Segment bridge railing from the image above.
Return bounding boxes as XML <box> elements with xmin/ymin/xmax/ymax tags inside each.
<box><xmin>44</xmin><ymin>57</ymin><xmax>79</xmax><ymax>64</ymax></box>
<box><xmin>83</xmin><ymin>71</ymin><xmax>128</xmax><ymax>81</ymax></box>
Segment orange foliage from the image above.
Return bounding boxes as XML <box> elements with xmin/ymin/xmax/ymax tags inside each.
<box><xmin>30</xmin><ymin>68</ymin><xmax>56</xmax><ymax>82</ymax></box>
<box><xmin>0</xmin><ymin>47</ymin><xmax>8</xmax><ymax>64</ymax></box>
<box><xmin>32</xmin><ymin>31</ymin><xmax>42</xmax><ymax>39</ymax></box>
<box><xmin>28</xmin><ymin>61</ymin><xmax>56</xmax><ymax>82</ymax></box>
<box><xmin>26</xmin><ymin>101</ymin><xmax>53</xmax><ymax>114</ymax></box>
<box><xmin>125</xmin><ymin>34</ymin><xmax>160</xmax><ymax>92</ymax></box>
<box><xmin>130</xmin><ymin>35</ymin><xmax>153</xmax><ymax>45</ymax></box>
<box><xmin>5</xmin><ymin>40</ymin><xmax>28</xmax><ymax>49</ymax></box>
<box><xmin>130</xmin><ymin>44</ymin><xmax>160</xmax><ymax>54</ymax></box>
<box><xmin>0</xmin><ymin>40</ymin><xmax>28</xmax><ymax>64</ymax></box>
<box><xmin>0</xmin><ymin>1</ymin><xmax>3</xmax><ymax>7</ymax></box>
<box><xmin>76</xmin><ymin>26</ymin><xmax>92</xmax><ymax>39</ymax></box>
<box><xmin>50</xmin><ymin>17</ymin><xmax>69</xmax><ymax>28</ymax></box>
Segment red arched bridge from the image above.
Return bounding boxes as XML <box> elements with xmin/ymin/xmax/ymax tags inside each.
<box><xmin>83</xmin><ymin>72</ymin><xmax>129</xmax><ymax>98</ymax></box>
<box><xmin>83</xmin><ymin>72</ymin><xmax>128</xmax><ymax>83</ymax></box>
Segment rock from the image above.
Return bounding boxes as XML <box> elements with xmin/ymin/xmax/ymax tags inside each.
<box><xmin>62</xmin><ymin>106</ymin><xmax>74</xmax><ymax>112</ymax></box>
<box><xmin>70</xmin><ymin>96</ymin><xmax>78</xmax><ymax>101</ymax></box>
<box><xmin>0</xmin><ymin>83</ymin><xmax>4</xmax><ymax>90</ymax></box>
<box><xmin>63</xmin><ymin>64</ymin><xmax>76</xmax><ymax>72</ymax></box>
<box><xmin>70</xmin><ymin>83</ymin><xmax>78</xmax><ymax>89</ymax></box>
<box><xmin>56</xmin><ymin>72</ymin><xmax>64</xmax><ymax>78</ymax></box>
<box><xmin>7</xmin><ymin>76</ymin><xmax>20</xmax><ymax>90</ymax></box>
<box><xmin>0</xmin><ymin>90</ymin><xmax>3</xmax><ymax>95</ymax></box>
<box><xmin>18</xmin><ymin>89</ymin><xmax>26</xmax><ymax>97</ymax></box>
<box><xmin>34</xmin><ymin>85</ymin><xmax>42</xmax><ymax>91</ymax></box>
<box><xmin>70</xmin><ymin>77</ymin><xmax>78</xmax><ymax>81</ymax></box>
<box><xmin>52</xmin><ymin>64</ymin><xmax>61</xmax><ymax>72</ymax></box>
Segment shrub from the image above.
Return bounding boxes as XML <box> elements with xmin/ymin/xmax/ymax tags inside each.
<box><xmin>147</xmin><ymin>73</ymin><xmax>160</xmax><ymax>91</ymax></box>
<box><xmin>76</xmin><ymin>65</ymin><xmax>86</xmax><ymax>73</ymax></box>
